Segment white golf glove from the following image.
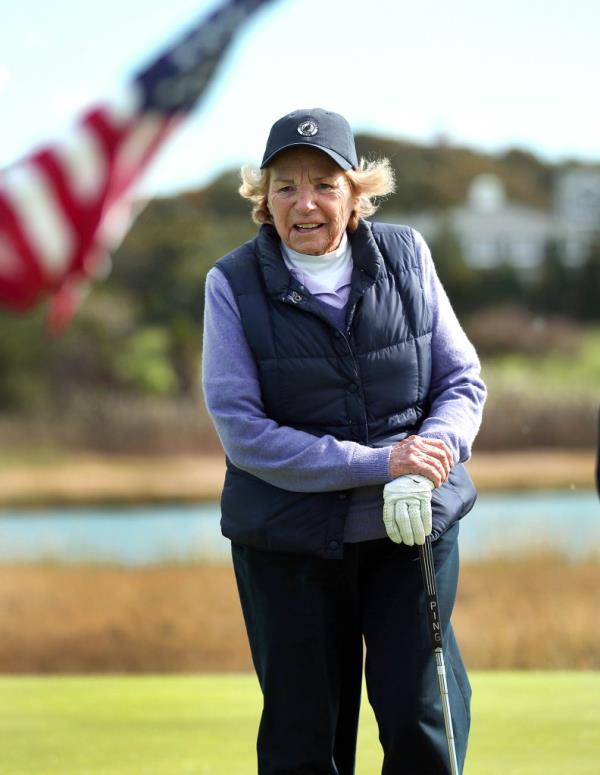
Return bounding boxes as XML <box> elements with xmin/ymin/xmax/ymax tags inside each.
<box><xmin>383</xmin><ymin>474</ymin><xmax>435</xmax><ymax>546</ymax></box>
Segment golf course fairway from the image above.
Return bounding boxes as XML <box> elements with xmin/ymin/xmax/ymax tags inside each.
<box><xmin>1</xmin><ymin>672</ymin><xmax>598</xmax><ymax>774</ymax></box>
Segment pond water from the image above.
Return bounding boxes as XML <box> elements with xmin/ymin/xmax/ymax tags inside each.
<box><xmin>0</xmin><ymin>490</ymin><xmax>598</xmax><ymax>565</ymax></box>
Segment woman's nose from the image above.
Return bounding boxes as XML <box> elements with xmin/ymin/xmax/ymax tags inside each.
<box><xmin>295</xmin><ymin>186</ymin><xmax>316</xmax><ymax>212</ymax></box>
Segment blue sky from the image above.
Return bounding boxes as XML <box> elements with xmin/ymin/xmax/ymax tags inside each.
<box><xmin>1</xmin><ymin>0</ymin><xmax>598</xmax><ymax>196</ymax></box>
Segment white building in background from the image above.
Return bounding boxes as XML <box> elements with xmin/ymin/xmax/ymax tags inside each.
<box><xmin>384</xmin><ymin>168</ymin><xmax>600</xmax><ymax>273</ymax></box>
<box><xmin>555</xmin><ymin>169</ymin><xmax>600</xmax><ymax>264</ymax></box>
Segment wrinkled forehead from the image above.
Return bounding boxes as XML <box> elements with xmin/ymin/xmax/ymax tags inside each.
<box><xmin>268</xmin><ymin>146</ymin><xmax>345</xmax><ymax>181</ymax></box>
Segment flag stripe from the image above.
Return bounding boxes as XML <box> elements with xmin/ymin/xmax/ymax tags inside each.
<box><xmin>0</xmin><ymin>194</ymin><xmax>43</xmax><ymax>293</ymax></box>
<box><xmin>0</xmin><ymin>233</ymin><xmax>17</xmax><ymax>275</ymax></box>
<box><xmin>54</xmin><ymin>125</ymin><xmax>106</xmax><ymax>202</ymax></box>
<box><xmin>2</xmin><ymin>163</ymin><xmax>74</xmax><ymax>278</ymax></box>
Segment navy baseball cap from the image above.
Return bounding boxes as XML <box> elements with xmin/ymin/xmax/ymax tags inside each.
<box><xmin>260</xmin><ymin>108</ymin><xmax>358</xmax><ymax>170</ymax></box>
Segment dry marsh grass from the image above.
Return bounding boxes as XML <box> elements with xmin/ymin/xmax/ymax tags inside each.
<box><xmin>0</xmin><ymin>555</ymin><xmax>598</xmax><ymax>673</ymax></box>
<box><xmin>0</xmin><ymin>564</ymin><xmax>243</xmax><ymax>673</ymax></box>
<box><xmin>455</xmin><ymin>553</ymin><xmax>600</xmax><ymax>669</ymax></box>
<box><xmin>0</xmin><ymin>449</ymin><xmax>596</xmax><ymax>506</ymax></box>
<box><xmin>468</xmin><ymin>449</ymin><xmax>596</xmax><ymax>492</ymax></box>
<box><xmin>0</xmin><ymin>454</ymin><xmax>226</xmax><ymax>506</ymax></box>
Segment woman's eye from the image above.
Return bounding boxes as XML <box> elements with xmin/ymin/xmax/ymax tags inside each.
<box><xmin>318</xmin><ymin>182</ymin><xmax>333</xmax><ymax>190</ymax></box>
<box><xmin>278</xmin><ymin>185</ymin><xmax>293</xmax><ymax>193</ymax></box>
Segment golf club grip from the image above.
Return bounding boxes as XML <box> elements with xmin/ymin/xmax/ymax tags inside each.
<box><xmin>419</xmin><ymin>536</ymin><xmax>444</xmax><ymax>649</ymax></box>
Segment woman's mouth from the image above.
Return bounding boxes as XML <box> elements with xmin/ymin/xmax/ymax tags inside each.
<box><xmin>293</xmin><ymin>223</ymin><xmax>323</xmax><ymax>232</ymax></box>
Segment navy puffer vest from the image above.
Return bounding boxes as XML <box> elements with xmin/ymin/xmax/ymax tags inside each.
<box><xmin>215</xmin><ymin>220</ymin><xmax>475</xmax><ymax>558</ymax></box>
<box><xmin>218</xmin><ymin>220</ymin><xmax>432</xmax><ymax>444</ymax></box>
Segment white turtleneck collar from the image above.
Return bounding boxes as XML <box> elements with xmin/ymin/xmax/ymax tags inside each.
<box><xmin>281</xmin><ymin>233</ymin><xmax>353</xmax><ymax>292</ymax></box>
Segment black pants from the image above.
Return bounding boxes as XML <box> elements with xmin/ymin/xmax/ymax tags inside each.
<box><xmin>231</xmin><ymin>523</ymin><xmax>470</xmax><ymax>775</ymax></box>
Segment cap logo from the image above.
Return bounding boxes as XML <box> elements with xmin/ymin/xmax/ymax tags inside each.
<box><xmin>297</xmin><ymin>119</ymin><xmax>318</xmax><ymax>137</ymax></box>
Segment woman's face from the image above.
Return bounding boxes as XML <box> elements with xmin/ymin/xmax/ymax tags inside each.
<box><xmin>266</xmin><ymin>147</ymin><xmax>356</xmax><ymax>255</ymax></box>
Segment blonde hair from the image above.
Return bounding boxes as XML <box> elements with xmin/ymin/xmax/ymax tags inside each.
<box><xmin>238</xmin><ymin>157</ymin><xmax>395</xmax><ymax>231</ymax></box>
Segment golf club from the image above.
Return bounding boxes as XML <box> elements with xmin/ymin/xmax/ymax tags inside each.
<box><xmin>419</xmin><ymin>535</ymin><xmax>460</xmax><ymax>775</ymax></box>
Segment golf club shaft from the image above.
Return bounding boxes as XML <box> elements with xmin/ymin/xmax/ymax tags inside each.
<box><xmin>419</xmin><ymin>536</ymin><xmax>460</xmax><ymax>775</ymax></box>
<box><xmin>434</xmin><ymin>647</ymin><xmax>460</xmax><ymax>775</ymax></box>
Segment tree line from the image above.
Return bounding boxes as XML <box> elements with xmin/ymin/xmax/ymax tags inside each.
<box><xmin>0</xmin><ymin>136</ymin><xmax>597</xmax><ymax>413</ymax></box>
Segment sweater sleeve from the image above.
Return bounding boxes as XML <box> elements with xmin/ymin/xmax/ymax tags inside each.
<box><xmin>412</xmin><ymin>230</ymin><xmax>487</xmax><ymax>463</ymax></box>
<box><xmin>202</xmin><ymin>267</ymin><xmax>392</xmax><ymax>492</ymax></box>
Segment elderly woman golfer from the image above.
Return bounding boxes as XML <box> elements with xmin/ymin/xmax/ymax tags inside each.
<box><xmin>203</xmin><ymin>108</ymin><xmax>486</xmax><ymax>774</ymax></box>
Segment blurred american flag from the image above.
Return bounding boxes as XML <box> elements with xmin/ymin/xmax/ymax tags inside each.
<box><xmin>0</xmin><ymin>0</ymin><xmax>273</xmax><ymax>331</ymax></box>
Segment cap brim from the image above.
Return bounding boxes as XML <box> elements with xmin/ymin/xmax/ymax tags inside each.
<box><xmin>260</xmin><ymin>142</ymin><xmax>354</xmax><ymax>170</ymax></box>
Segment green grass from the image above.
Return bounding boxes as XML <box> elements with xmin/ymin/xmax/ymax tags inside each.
<box><xmin>483</xmin><ymin>327</ymin><xmax>600</xmax><ymax>398</ymax></box>
<box><xmin>0</xmin><ymin>672</ymin><xmax>599</xmax><ymax>774</ymax></box>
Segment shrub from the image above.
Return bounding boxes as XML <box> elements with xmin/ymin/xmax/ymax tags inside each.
<box><xmin>466</xmin><ymin>305</ymin><xmax>581</xmax><ymax>357</ymax></box>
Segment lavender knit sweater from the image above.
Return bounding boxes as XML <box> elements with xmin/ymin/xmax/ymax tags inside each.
<box><xmin>202</xmin><ymin>227</ymin><xmax>486</xmax><ymax>542</ymax></box>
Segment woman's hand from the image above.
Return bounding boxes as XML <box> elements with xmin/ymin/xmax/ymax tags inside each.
<box><xmin>389</xmin><ymin>435</ymin><xmax>453</xmax><ymax>488</ymax></box>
